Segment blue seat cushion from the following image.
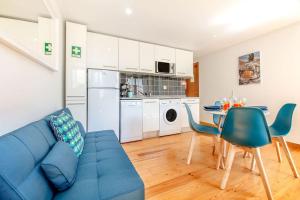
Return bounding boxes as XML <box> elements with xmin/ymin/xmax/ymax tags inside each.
<box><xmin>54</xmin><ymin>130</ymin><xmax>144</xmax><ymax>200</ymax></box>
<box><xmin>41</xmin><ymin>141</ymin><xmax>78</xmax><ymax>191</ymax></box>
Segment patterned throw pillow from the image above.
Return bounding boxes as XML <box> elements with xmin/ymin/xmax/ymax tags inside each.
<box><xmin>49</xmin><ymin>111</ymin><xmax>84</xmax><ymax>157</ymax></box>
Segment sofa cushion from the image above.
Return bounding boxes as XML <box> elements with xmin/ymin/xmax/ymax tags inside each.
<box><xmin>54</xmin><ymin>130</ymin><xmax>144</xmax><ymax>200</ymax></box>
<box><xmin>0</xmin><ymin>121</ymin><xmax>56</xmax><ymax>200</ymax></box>
<box><xmin>41</xmin><ymin>141</ymin><xmax>78</xmax><ymax>191</ymax></box>
<box><xmin>49</xmin><ymin>111</ymin><xmax>84</xmax><ymax>157</ymax></box>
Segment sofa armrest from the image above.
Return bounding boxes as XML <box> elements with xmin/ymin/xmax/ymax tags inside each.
<box><xmin>76</xmin><ymin>121</ymin><xmax>86</xmax><ymax>138</ymax></box>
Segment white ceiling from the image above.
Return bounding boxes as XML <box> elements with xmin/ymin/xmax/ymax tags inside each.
<box><xmin>1</xmin><ymin>0</ymin><xmax>300</xmax><ymax>55</ymax></box>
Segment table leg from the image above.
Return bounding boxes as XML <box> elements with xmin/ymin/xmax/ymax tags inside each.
<box><xmin>213</xmin><ymin>116</ymin><xmax>224</xmax><ymax>155</ymax></box>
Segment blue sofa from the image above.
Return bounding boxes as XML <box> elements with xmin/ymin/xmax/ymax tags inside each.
<box><xmin>0</xmin><ymin>108</ymin><xmax>144</xmax><ymax>200</ymax></box>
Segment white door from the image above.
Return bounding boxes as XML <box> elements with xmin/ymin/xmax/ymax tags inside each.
<box><xmin>88</xmin><ymin>89</ymin><xmax>119</xmax><ymax>139</ymax></box>
<box><xmin>142</xmin><ymin>99</ymin><xmax>159</xmax><ymax>132</ymax></box>
<box><xmin>66</xmin><ymin>101</ymin><xmax>87</xmax><ymax>130</ymax></box>
<box><xmin>86</xmin><ymin>32</ymin><xmax>118</xmax><ymax>70</ymax></box>
<box><xmin>88</xmin><ymin>69</ymin><xmax>119</xmax><ymax>88</ymax></box>
<box><xmin>120</xmin><ymin>100</ymin><xmax>143</xmax><ymax>143</ymax></box>
<box><xmin>119</xmin><ymin>38</ymin><xmax>139</xmax><ymax>72</ymax></box>
<box><xmin>139</xmin><ymin>42</ymin><xmax>155</xmax><ymax>73</ymax></box>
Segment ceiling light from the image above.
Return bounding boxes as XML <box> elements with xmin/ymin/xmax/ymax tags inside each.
<box><xmin>125</xmin><ymin>8</ymin><xmax>133</xmax><ymax>15</ymax></box>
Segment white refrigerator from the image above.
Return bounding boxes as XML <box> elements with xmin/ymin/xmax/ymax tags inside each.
<box><xmin>88</xmin><ymin>69</ymin><xmax>120</xmax><ymax>139</ymax></box>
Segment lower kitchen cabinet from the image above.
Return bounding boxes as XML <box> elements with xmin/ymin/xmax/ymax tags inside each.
<box><xmin>142</xmin><ymin>99</ymin><xmax>159</xmax><ymax>136</ymax></box>
<box><xmin>120</xmin><ymin>100</ymin><xmax>143</xmax><ymax>143</ymax></box>
<box><xmin>181</xmin><ymin>98</ymin><xmax>200</xmax><ymax>132</ymax></box>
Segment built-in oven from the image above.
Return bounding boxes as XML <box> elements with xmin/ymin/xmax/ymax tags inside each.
<box><xmin>155</xmin><ymin>61</ymin><xmax>175</xmax><ymax>75</ymax></box>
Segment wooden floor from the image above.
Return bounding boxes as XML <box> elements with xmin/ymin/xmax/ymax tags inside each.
<box><xmin>122</xmin><ymin>132</ymin><xmax>300</xmax><ymax>200</ymax></box>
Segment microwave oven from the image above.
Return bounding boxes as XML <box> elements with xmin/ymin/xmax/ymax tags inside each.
<box><xmin>155</xmin><ymin>61</ymin><xmax>175</xmax><ymax>75</ymax></box>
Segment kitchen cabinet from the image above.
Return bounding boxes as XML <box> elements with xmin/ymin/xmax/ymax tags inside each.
<box><xmin>119</xmin><ymin>38</ymin><xmax>139</xmax><ymax>72</ymax></box>
<box><xmin>176</xmin><ymin>49</ymin><xmax>193</xmax><ymax>77</ymax></box>
<box><xmin>66</xmin><ymin>100</ymin><xmax>87</xmax><ymax>130</ymax></box>
<box><xmin>143</xmin><ymin>99</ymin><xmax>159</xmax><ymax>133</ymax></box>
<box><xmin>86</xmin><ymin>32</ymin><xmax>118</xmax><ymax>70</ymax></box>
<box><xmin>66</xmin><ymin>22</ymin><xmax>87</xmax><ymax>98</ymax></box>
<box><xmin>120</xmin><ymin>100</ymin><xmax>143</xmax><ymax>143</ymax></box>
<box><xmin>65</xmin><ymin>22</ymin><xmax>87</xmax><ymax>129</ymax></box>
<box><xmin>181</xmin><ymin>98</ymin><xmax>200</xmax><ymax>132</ymax></box>
<box><xmin>139</xmin><ymin>42</ymin><xmax>155</xmax><ymax>73</ymax></box>
<box><xmin>155</xmin><ymin>45</ymin><xmax>175</xmax><ymax>63</ymax></box>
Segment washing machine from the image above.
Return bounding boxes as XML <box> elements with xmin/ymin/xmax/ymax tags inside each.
<box><xmin>159</xmin><ymin>99</ymin><xmax>181</xmax><ymax>136</ymax></box>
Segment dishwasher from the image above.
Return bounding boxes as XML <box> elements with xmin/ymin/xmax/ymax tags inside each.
<box><xmin>120</xmin><ymin>100</ymin><xmax>143</xmax><ymax>143</ymax></box>
<box><xmin>181</xmin><ymin>98</ymin><xmax>200</xmax><ymax>132</ymax></box>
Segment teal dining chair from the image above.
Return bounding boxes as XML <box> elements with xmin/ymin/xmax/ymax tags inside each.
<box><xmin>252</xmin><ymin>103</ymin><xmax>299</xmax><ymax>178</ymax></box>
<box><xmin>219</xmin><ymin>107</ymin><xmax>273</xmax><ymax>200</ymax></box>
<box><xmin>184</xmin><ymin>103</ymin><xmax>220</xmax><ymax>165</ymax></box>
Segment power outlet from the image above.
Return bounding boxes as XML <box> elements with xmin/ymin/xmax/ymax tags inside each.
<box><xmin>163</xmin><ymin>85</ymin><xmax>167</xmax><ymax>90</ymax></box>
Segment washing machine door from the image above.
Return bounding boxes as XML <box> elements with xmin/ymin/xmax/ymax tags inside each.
<box><xmin>164</xmin><ymin>108</ymin><xmax>178</xmax><ymax>124</ymax></box>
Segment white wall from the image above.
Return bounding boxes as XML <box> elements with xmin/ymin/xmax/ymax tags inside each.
<box><xmin>198</xmin><ymin>22</ymin><xmax>300</xmax><ymax>144</ymax></box>
<box><xmin>0</xmin><ymin>19</ymin><xmax>64</xmax><ymax>135</ymax></box>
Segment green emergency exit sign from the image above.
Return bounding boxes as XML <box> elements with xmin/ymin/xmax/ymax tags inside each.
<box><xmin>72</xmin><ymin>46</ymin><xmax>81</xmax><ymax>58</ymax></box>
<box><xmin>44</xmin><ymin>42</ymin><xmax>52</xmax><ymax>55</ymax></box>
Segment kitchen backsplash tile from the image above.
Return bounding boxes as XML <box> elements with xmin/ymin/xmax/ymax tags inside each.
<box><xmin>120</xmin><ymin>73</ymin><xmax>186</xmax><ymax>96</ymax></box>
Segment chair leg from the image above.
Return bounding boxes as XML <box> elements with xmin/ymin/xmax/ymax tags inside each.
<box><xmin>220</xmin><ymin>144</ymin><xmax>236</xmax><ymax>189</ymax></box>
<box><xmin>213</xmin><ymin>116</ymin><xmax>224</xmax><ymax>155</ymax></box>
<box><xmin>251</xmin><ymin>154</ymin><xmax>256</xmax><ymax>172</ymax></box>
<box><xmin>275</xmin><ymin>141</ymin><xmax>282</xmax><ymax>163</ymax></box>
<box><xmin>279</xmin><ymin>137</ymin><xmax>299</xmax><ymax>178</ymax></box>
<box><xmin>253</xmin><ymin>148</ymin><xmax>273</xmax><ymax>200</ymax></box>
<box><xmin>243</xmin><ymin>151</ymin><xmax>248</xmax><ymax>158</ymax></box>
<box><xmin>216</xmin><ymin>138</ymin><xmax>224</xmax><ymax>170</ymax></box>
<box><xmin>212</xmin><ymin>136</ymin><xmax>217</xmax><ymax>155</ymax></box>
<box><xmin>187</xmin><ymin>132</ymin><xmax>196</xmax><ymax>165</ymax></box>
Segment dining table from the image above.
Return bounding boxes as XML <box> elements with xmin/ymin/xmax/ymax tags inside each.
<box><xmin>203</xmin><ymin>107</ymin><xmax>270</xmax><ymax>169</ymax></box>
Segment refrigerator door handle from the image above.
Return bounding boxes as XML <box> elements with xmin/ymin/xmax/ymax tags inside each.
<box><xmin>66</xmin><ymin>103</ymin><xmax>86</xmax><ymax>105</ymax></box>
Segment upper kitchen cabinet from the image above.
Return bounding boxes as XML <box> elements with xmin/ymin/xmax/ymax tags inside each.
<box><xmin>86</xmin><ymin>32</ymin><xmax>118</xmax><ymax>71</ymax></box>
<box><xmin>155</xmin><ymin>45</ymin><xmax>175</xmax><ymax>63</ymax></box>
<box><xmin>139</xmin><ymin>42</ymin><xmax>155</xmax><ymax>73</ymax></box>
<box><xmin>66</xmin><ymin>22</ymin><xmax>87</xmax><ymax>98</ymax></box>
<box><xmin>176</xmin><ymin>49</ymin><xmax>193</xmax><ymax>77</ymax></box>
<box><xmin>119</xmin><ymin>38</ymin><xmax>139</xmax><ymax>72</ymax></box>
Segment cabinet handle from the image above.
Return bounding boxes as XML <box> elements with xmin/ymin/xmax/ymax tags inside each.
<box><xmin>141</xmin><ymin>68</ymin><xmax>152</xmax><ymax>72</ymax></box>
<box><xmin>125</xmin><ymin>67</ymin><xmax>138</xmax><ymax>70</ymax></box>
<box><xmin>103</xmin><ymin>65</ymin><xmax>116</xmax><ymax>68</ymax></box>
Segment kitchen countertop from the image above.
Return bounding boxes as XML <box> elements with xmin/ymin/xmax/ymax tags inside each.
<box><xmin>120</xmin><ymin>96</ymin><xmax>200</xmax><ymax>100</ymax></box>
